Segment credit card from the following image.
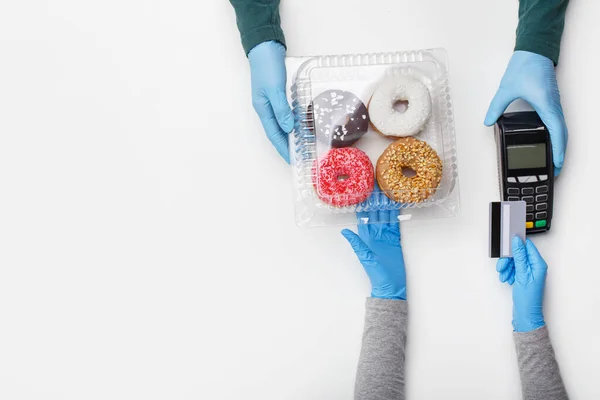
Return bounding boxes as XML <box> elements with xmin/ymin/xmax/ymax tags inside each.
<box><xmin>489</xmin><ymin>201</ymin><xmax>526</xmax><ymax>258</ymax></box>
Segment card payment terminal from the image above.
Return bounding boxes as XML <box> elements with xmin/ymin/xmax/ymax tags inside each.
<box><xmin>494</xmin><ymin>111</ymin><xmax>554</xmax><ymax>234</ymax></box>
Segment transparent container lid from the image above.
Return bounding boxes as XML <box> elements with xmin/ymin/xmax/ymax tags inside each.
<box><xmin>286</xmin><ymin>49</ymin><xmax>460</xmax><ymax>227</ymax></box>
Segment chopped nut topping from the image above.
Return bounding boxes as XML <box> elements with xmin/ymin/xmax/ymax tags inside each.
<box><xmin>376</xmin><ymin>137</ymin><xmax>443</xmax><ymax>203</ymax></box>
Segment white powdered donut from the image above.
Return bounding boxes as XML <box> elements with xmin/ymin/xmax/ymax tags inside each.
<box><xmin>369</xmin><ymin>75</ymin><xmax>432</xmax><ymax>137</ymax></box>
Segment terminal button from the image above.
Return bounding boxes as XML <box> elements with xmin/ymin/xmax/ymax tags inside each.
<box><xmin>526</xmin><ymin>213</ymin><xmax>534</xmax><ymax>222</ymax></box>
<box><xmin>507</xmin><ymin>188</ymin><xmax>520</xmax><ymax>195</ymax></box>
<box><xmin>522</xmin><ymin>187</ymin><xmax>534</xmax><ymax>195</ymax></box>
<box><xmin>535</xmin><ymin>220</ymin><xmax>547</xmax><ymax>228</ymax></box>
<box><xmin>518</xmin><ymin>176</ymin><xmax>538</xmax><ymax>183</ymax></box>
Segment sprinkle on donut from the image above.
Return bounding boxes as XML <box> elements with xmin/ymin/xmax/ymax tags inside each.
<box><xmin>309</xmin><ymin>90</ymin><xmax>370</xmax><ymax>148</ymax></box>
<box><xmin>376</xmin><ymin>137</ymin><xmax>443</xmax><ymax>204</ymax></box>
<box><xmin>313</xmin><ymin>147</ymin><xmax>374</xmax><ymax>207</ymax></box>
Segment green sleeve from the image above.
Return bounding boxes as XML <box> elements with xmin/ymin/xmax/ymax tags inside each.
<box><xmin>229</xmin><ymin>0</ymin><xmax>286</xmax><ymax>56</ymax></box>
<box><xmin>515</xmin><ymin>0</ymin><xmax>569</xmax><ymax>65</ymax></box>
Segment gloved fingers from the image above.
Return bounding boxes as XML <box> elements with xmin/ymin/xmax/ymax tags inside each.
<box><xmin>499</xmin><ymin>264</ymin><xmax>513</xmax><ymax>283</ymax></box>
<box><xmin>356</xmin><ymin>211</ymin><xmax>369</xmax><ymax>223</ymax></box>
<box><xmin>497</xmin><ymin>258</ymin><xmax>514</xmax><ymax>283</ymax></box>
<box><xmin>367</xmin><ymin>210</ymin><xmax>380</xmax><ymax>224</ymax></box>
<box><xmin>379</xmin><ymin>191</ymin><xmax>394</xmax><ymax>210</ymax></box>
<box><xmin>356</xmin><ymin>210</ymin><xmax>379</xmax><ymax>225</ymax></box>
<box><xmin>524</xmin><ymin>238</ymin><xmax>548</xmax><ymax>272</ymax></box>
<box><xmin>377</xmin><ymin>189</ymin><xmax>401</xmax><ymax>218</ymax></box>
<box><xmin>507</xmin><ymin>268</ymin><xmax>516</xmax><ymax>285</ymax></box>
<box><xmin>553</xmin><ymin>166</ymin><xmax>562</xmax><ymax>177</ymax></box>
<box><xmin>268</xmin><ymin>89</ymin><xmax>294</xmax><ymax>134</ymax></box>
<box><xmin>356</xmin><ymin>212</ymin><xmax>370</xmax><ymax>238</ymax></box>
<box><xmin>363</xmin><ymin>189</ymin><xmax>377</xmax><ymax>209</ymax></box>
<box><xmin>365</xmin><ymin>210</ymin><xmax>382</xmax><ymax>238</ymax></box>
<box><xmin>386</xmin><ymin>209</ymin><xmax>401</xmax><ymax>241</ymax></box>
<box><xmin>378</xmin><ymin>209</ymin><xmax>389</xmax><ymax>224</ymax></box>
<box><xmin>512</xmin><ymin>236</ymin><xmax>531</xmax><ymax>284</ymax></box>
<box><xmin>534</xmin><ymin>105</ymin><xmax>568</xmax><ymax>172</ymax></box>
<box><xmin>484</xmin><ymin>88</ymin><xmax>517</xmax><ymax>126</ymax></box>
<box><xmin>255</xmin><ymin>99</ymin><xmax>291</xmax><ymax>163</ymax></box>
<box><xmin>496</xmin><ymin>257</ymin><xmax>513</xmax><ymax>273</ymax></box>
<box><xmin>388</xmin><ymin>210</ymin><xmax>400</xmax><ymax>231</ymax></box>
<box><xmin>265</xmin><ymin>123</ymin><xmax>290</xmax><ymax>163</ymax></box>
<box><xmin>377</xmin><ymin>191</ymin><xmax>390</xmax><ymax>209</ymax></box>
<box><xmin>377</xmin><ymin>184</ymin><xmax>398</xmax><ymax>211</ymax></box>
<box><xmin>341</xmin><ymin>229</ymin><xmax>377</xmax><ymax>263</ymax></box>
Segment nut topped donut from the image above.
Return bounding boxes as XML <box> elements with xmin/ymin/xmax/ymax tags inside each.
<box><xmin>369</xmin><ymin>75</ymin><xmax>432</xmax><ymax>137</ymax></box>
<box><xmin>313</xmin><ymin>147</ymin><xmax>374</xmax><ymax>207</ymax></box>
<box><xmin>309</xmin><ymin>90</ymin><xmax>369</xmax><ymax>147</ymax></box>
<box><xmin>376</xmin><ymin>137</ymin><xmax>443</xmax><ymax>203</ymax></box>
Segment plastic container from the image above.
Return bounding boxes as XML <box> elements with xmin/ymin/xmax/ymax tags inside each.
<box><xmin>286</xmin><ymin>49</ymin><xmax>460</xmax><ymax>227</ymax></box>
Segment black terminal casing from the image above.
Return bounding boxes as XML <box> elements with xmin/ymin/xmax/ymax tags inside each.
<box><xmin>494</xmin><ymin>112</ymin><xmax>554</xmax><ymax>234</ymax></box>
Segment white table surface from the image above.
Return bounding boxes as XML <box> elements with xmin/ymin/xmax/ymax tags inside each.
<box><xmin>0</xmin><ymin>1</ymin><xmax>598</xmax><ymax>399</ymax></box>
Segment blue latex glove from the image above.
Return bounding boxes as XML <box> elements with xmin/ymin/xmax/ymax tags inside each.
<box><xmin>248</xmin><ymin>41</ymin><xmax>294</xmax><ymax>163</ymax></box>
<box><xmin>496</xmin><ymin>237</ymin><xmax>547</xmax><ymax>332</ymax></box>
<box><xmin>341</xmin><ymin>209</ymin><xmax>406</xmax><ymax>300</ymax></box>
<box><xmin>484</xmin><ymin>51</ymin><xmax>568</xmax><ymax>176</ymax></box>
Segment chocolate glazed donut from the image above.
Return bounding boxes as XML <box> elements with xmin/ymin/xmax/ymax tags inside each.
<box><xmin>308</xmin><ymin>90</ymin><xmax>370</xmax><ymax>148</ymax></box>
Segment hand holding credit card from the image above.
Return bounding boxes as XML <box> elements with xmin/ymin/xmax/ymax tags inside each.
<box><xmin>489</xmin><ymin>201</ymin><xmax>527</xmax><ymax>258</ymax></box>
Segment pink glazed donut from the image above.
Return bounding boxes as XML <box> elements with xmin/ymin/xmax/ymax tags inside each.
<box><xmin>312</xmin><ymin>147</ymin><xmax>374</xmax><ymax>207</ymax></box>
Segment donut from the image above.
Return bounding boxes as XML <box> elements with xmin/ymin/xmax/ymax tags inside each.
<box><xmin>376</xmin><ymin>137</ymin><xmax>443</xmax><ymax>204</ymax></box>
<box><xmin>309</xmin><ymin>90</ymin><xmax>369</xmax><ymax>147</ymax></box>
<box><xmin>313</xmin><ymin>147</ymin><xmax>374</xmax><ymax>207</ymax></box>
<box><xmin>369</xmin><ymin>75</ymin><xmax>432</xmax><ymax>137</ymax></box>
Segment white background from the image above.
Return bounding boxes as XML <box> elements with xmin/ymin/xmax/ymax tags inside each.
<box><xmin>0</xmin><ymin>0</ymin><xmax>598</xmax><ymax>399</ymax></box>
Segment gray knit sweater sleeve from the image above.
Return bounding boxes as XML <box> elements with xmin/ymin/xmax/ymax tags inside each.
<box><xmin>514</xmin><ymin>325</ymin><xmax>569</xmax><ymax>400</ymax></box>
<box><xmin>354</xmin><ymin>298</ymin><xmax>408</xmax><ymax>400</ymax></box>
<box><xmin>354</xmin><ymin>301</ymin><xmax>568</xmax><ymax>400</ymax></box>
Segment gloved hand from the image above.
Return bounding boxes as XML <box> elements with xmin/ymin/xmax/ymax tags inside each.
<box><xmin>484</xmin><ymin>51</ymin><xmax>568</xmax><ymax>176</ymax></box>
<box><xmin>248</xmin><ymin>41</ymin><xmax>294</xmax><ymax>163</ymax></box>
<box><xmin>496</xmin><ymin>237</ymin><xmax>548</xmax><ymax>332</ymax></box>
<box><xmin>341</xmin><ymin>209</ymin><xmax>406</xmax><ymax>300</ymax></box>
